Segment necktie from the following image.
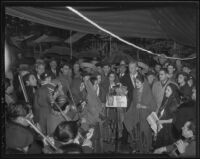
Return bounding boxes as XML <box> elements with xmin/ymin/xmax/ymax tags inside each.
<box><xmin>131</xmin><ymin>74</ymin><xmax>135</xmax><ymax>88</ymax></box>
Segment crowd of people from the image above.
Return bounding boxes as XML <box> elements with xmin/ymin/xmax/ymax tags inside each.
<box><xmin>4</xmin><ymin>53</ymin><xmax>196</xmax><ymax>156</ymax></box>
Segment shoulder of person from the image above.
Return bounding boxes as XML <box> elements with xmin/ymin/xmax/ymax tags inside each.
<box><xmin>152</xmin><ymin>80</ymin><xmax>160</xmax><ymax>88</ymax></box>
<box><xmin>181</xmin><ymin>141</ymin><xmax>196</xmax><ymax>157</ymax></box>
<box><xmin>121</xmin><ymin>73</ymin><xmax>130</xmax><ymax>80</ymax></box>
<box><xmin>168</xmin><ymin>80</ymin><xmax>179</xmax><ymax>87</ymax></box>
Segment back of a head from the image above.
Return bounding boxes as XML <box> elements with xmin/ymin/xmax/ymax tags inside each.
<box><xmin>6</xmin><ymin>102</ymin><xmax>29</xmax><ymax>121</ymax></box>
<box><xmin>54</xmin><ymin>121</ymin><xmax>78</xmax><ymax>143</ymax></box>
<box><xmin>60</xmin><ymin>143</ymin><xmax>83</xmax><ymax>154</ymax></box>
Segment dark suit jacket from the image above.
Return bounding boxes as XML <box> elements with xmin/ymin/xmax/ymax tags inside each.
<box><xmin>6</xmin><ymin>121</ymin><xmax>42</xmax><ymax>154</ymax></box>
<box><xmin>32</xmin><ymin>71</ymin><xmax>42</xmax><ymax>87</ymax></box>
<box><xmin>47</xmin><ymin>68</ymin><xmax>60</xmax><ymax>80</ymax></box>
<box><xmin>98</xmin><ymin>84</ymin><xmax>107</xmax><ymax>103</ymax></box>
<box><xmin>120</xmin><ymin>73</ymin><xmax>135</xmax><ymax>111</ymax></box>
<box><xmin>33</xmin><ymin>84</ymin><xmax>52</xmax><ymax>134</ymax></box>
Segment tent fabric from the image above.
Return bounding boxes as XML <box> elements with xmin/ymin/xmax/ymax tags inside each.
<box><xmin>43</xmin><ymin>45</ymin><xmax>77</xmax><ymax>57</ymax></box>
<box><xmin>65</xmin><ymin>32</ymin><xmax>87</xmax><ymax>43</ymax></box>
<box><xmin>6</xmin><ymin>7</ymin><xmax>167</xmax><ymax>39</ymax></box>
<box><xmin>150</xmin><ymin>7</ymin><xmax>196</xmax><ymax>47</ymax></box>
<box><xmin>77</xmin><ymin>49</ymin><xmax>100</xmax><ymax>58</ymax></box>
<box><xmin>33</xmin><ymin>34</ymin><xmax>63</xmax><ymax>43</ymax></box>
<box><xmin>104</xmin><ymin>52</ymin><xmax>134</xmax><ymax>64</ymax></box>
<box><xmin>6</xmin><ymin>6</ymin><xmax>196</xmax><ymax>47</ymax></box>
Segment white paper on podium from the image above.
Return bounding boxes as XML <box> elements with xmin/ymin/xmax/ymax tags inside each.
<box><xmin>106</xmin><ymin>96</ymin><xmax>127</xmax><ymax>108</ymax></box>
<box><xmin>146</xmin><ymin>112</ymin><xmax>163</xmax><ymax>134</ymax></box>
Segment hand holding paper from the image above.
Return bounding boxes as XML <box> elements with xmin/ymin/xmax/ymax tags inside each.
<box><xmin>147</xmin><ymin>112</ymin><xmax>163</xmax><ymax>134</ymax></box>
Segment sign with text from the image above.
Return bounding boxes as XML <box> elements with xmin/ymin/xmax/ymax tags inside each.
<box><xmin>106</xmin><ymin>96</ymin><xmax>127</xmax><ymax>108</ymax></box>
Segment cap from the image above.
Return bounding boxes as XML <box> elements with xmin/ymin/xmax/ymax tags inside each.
<box><xmin>40</xmin><ymin>71</ymin><xmax>52</xmax><ymax>81</ymax></box>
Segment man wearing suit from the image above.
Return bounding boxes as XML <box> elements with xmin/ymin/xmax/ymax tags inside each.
<box><xmin>33</xmin><ymin>72</ymin><xmax>56</xmax><ymax>135</ymax></box>
<box><xmin>120</xmin><ymin>60</ymin><xmax>139</xmax><ymax>144</ymax></box>
<box><xmin>48</xmin><ymin>59</ymin><xmax>59</xmax><ymax>80</ymax></box>
<box><xmin>101</xmin><ymin>62</ymin><xmax>111</xmax><ymax>94</ymax></box>
<box><xmin>120</xmin><ymin>60</ymin><xmax>138</xmax><ymax>111</ymax></box>
<box><xmin>33</xmin><ymin>62</ymin><xmax>45</xmax><ymax>87</ymax></box>
<box><xmin>118</xmin><ymin>63</ymin><xmax>128</xmax><ymax>82</ymax></box>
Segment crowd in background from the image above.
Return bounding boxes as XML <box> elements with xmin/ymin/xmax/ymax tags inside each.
<box><xmin>5</xmin><ymin>52</ymin><xmax>196</xmax><ymax>156</ymax></box>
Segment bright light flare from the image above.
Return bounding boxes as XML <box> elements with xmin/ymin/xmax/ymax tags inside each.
<box><xmin>5</xmin><ymin>43</ymin><xmax>10</xmax><ymax>72</ymax></box>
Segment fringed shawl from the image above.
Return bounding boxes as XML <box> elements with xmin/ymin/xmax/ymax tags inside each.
<box><xmin>81</xmin><ymin>80</ymin><xmax>103</xmax><ymax>127</ymax></box>
<box><xmin>124</xmin><ymin>80</ymin><xmax>157</xmax><ymax>132</ymax></box>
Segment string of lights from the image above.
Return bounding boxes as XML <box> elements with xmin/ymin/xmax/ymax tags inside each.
<box><xmin>66</xmin><ymin>6</ymin><xmax>196</xmax><ymax>61</ymax></box>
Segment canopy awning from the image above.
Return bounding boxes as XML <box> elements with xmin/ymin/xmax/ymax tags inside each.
<box><xmin>6</xmin><ymin>5</ymin><xmax>197</xmax><ymax>47</ymax></box>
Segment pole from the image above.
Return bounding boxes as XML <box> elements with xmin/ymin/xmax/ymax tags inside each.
<box><xmin>70</xmin><ymin>31</ymin><xmax>72</xmax><ymax>59</ymax></box>
<box><xmin>109</xmin><ymin>36</ymin><xmax>112</xmax><ymax>57</ymax></box>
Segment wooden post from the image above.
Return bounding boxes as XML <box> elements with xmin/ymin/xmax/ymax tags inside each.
<box><xmin>39</xmin><ymin>43</ymin><xmax>42</xmax><ymax>56</ymax></box>
<box><xmin>70</xmin><ymin>31</ymin><xmax>72</xmax><ymax>59</ymax></box>
<box><xmin>109</xmin><ymin>36</ymin><xmax>112</xmax><ymax>57</ymax></box>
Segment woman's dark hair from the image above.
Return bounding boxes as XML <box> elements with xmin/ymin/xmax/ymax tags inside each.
<box><xmin>158</xmin><ymin>83</ymin><xmax>180</xmax><ymax>117</ymax></box>
<box><xmin>167</xmin><ymin>62</ymin><xmax>176</xmax><ymax>71</ymax></box>
<box><xmin>162</xmin><ymin>83</ymin><xmax>181</xmax><ymax>110</ymax></box>
<box><xmin>108</xmin><ymin>71</ymin><xmax>118</xmax><ymax>84</ymax></box>
<box><xmin>177</xmin><ymin>72</ymin><xmax>188</xmax><ymax>82</ymax></box>
<box><xmin>54</xmin><ymin>121</ymin><xmax>78</xmax><ymax>143</ymax></box>
<box><xmin>89</xmin><ymin>76</ymin><xmax>97</xmax><ymax>86</ymax></box>
<box><xmin>135</xmin><ymin>72</ymin><xmax>145</xmax><ymax>83</ymax></box>
<box><xmin>23</xmin><ymin>73</ymin><xmax>35</xmax><ymax>85</ymax></box>
<box><xmin>108</xmin><ymin>71</ymin><xmax>117</xmax><ymax>79</ymax></box>
<box><xmin>60</xmin><ymin>63</ymin><xmax>71</xmax><ymax>70</ymax></box>
<box><xmin>159</xmin><ymin>67</ymin><xmax>168</xmax><ymax>74</ymax></box>
<box><xmin>166</xmin><ymin>83</ymin><xmax>180</xmax><ymax>102</ymax></box>
<box><xmin>60</xmin><ymin>143</ymin><xmax>83</xmax><ymax>154</ymax></box>
<box><xmin>5</xmin><ymin>78</ymin><xmax>11</xmax><ymax>90</ymax></box>
<box><xmin>6</xmin><ymin>102</ymin><xmax>29</xmax><ymax>120</ymax></box>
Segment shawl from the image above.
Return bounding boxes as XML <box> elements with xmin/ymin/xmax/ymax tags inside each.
<box><xmin>124</xmin><ymin>79</ymin><xmax>157</xmax><ymax>132</ymax></box>
<box><xmin>81</xmin><ymin>80</ymin><xmax>103</xmax><ymax>128</ymax></box>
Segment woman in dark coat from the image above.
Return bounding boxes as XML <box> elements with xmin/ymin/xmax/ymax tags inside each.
<box><xmin>172</xmin><ymin>86</ymin><xmax>196</xmax><ymax>139</ymax></box>
<box><xmin>124</xmin><ymin>73</ymin><xmax>157</xmax><ymax>153</ymax></box>
<box><xmin>154</xmin><ymin>83</ymin><xmax>180</xmax><ymax>149</ymax></box>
